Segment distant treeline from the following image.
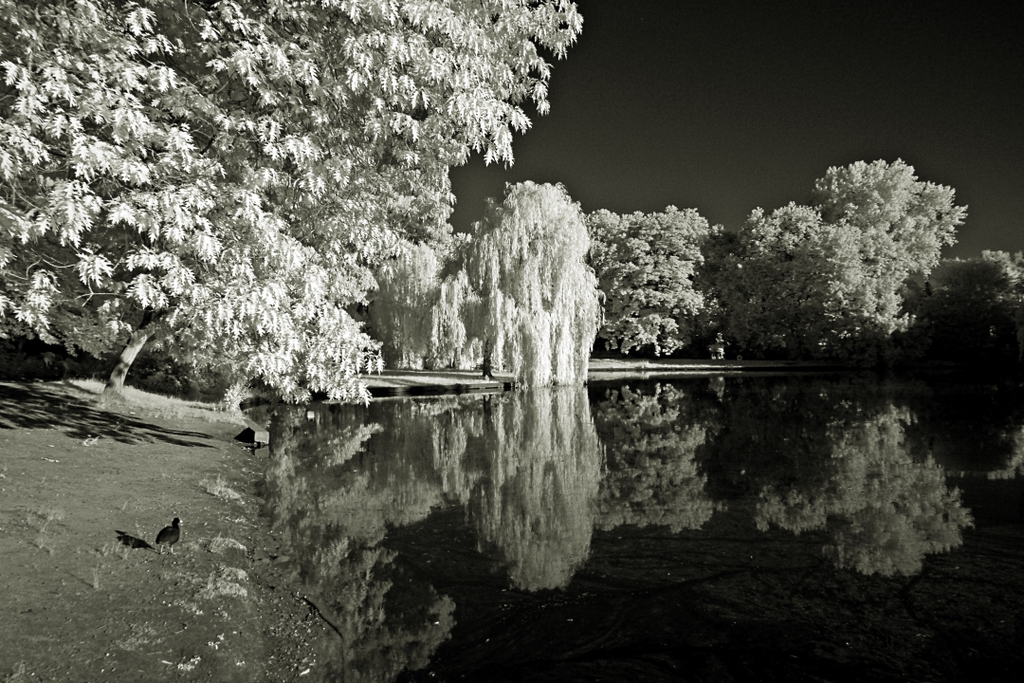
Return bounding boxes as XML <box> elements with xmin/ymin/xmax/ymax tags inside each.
<box><xmin>369</xmin><ymin>158</ymin><xmax>1022</xmax><ymax>370</ymax></box>
<box><xmin>3</xmin><ymin>156</ymin><xmax>1005</xmax><ymax>395</ymax></box>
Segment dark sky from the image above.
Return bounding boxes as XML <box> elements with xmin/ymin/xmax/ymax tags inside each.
<box><xmin>448</xmin><ymin>1</ymin><xmax>1024</xmax><ymax>258</ymax></box>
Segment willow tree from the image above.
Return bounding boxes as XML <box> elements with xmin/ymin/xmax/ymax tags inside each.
<box><xmin>430</xmin><ymin>268</ymin><xmax>476</xmax><ymax>369</ymax></box>
<box><xmin>369</xmin><ymin>237</ymin><xmax>480</xmax><ymax>370</ymax></box>
<box><xmin>0</xmin><ymin>0</ymin><xmax>583</xmax><ymax>401</ymax></box>
<box><xmin>463</xmin><ymin>182</ymin><xmax>600</xmax><ymax>386</ymax></box>
<box><xmin>369</xmin><ymin>242</ymin><xmax>442</xmax><ymax>369</ymax></box>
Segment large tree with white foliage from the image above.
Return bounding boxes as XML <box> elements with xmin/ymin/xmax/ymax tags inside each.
<box><xmin>587</xmin><ymin>206</ymin><xmax>713</xmax><ymax>356</ymax></box>
<box><xmin>0</xmin><ymin>0</ymin><xmax>582</xmax><ymax>401</ymax></box>
<box><xmin>708</xmin><ymin>159</ymin><xmax>965</xmax><ymax>362</ymax></box>
<box><xmin>812</xmin><ymin>158</ymin><xmax>966</xmax><ymax>337</ymax></box>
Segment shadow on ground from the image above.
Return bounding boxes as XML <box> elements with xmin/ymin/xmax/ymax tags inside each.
<box><xmin>0</xmin><ymin>381</ymin><xmax>218</xmax><ymax>447</ymax></box>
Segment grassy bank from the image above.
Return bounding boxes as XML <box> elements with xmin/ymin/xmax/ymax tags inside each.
<box><xmin>0</xmin><ymin>380</ymin><xmax>331</xmax><ymax>682</ymax></box>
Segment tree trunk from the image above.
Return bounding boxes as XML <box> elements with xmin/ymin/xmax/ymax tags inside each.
<box><xmin>481</xmin><ymin>338</ymin><xmax>494</xmax><ymax>379</ymax></box>
<box><xmin>104</xmin><ymin>310</ymin><xmax>158</xmax><ymax>396</ymax></box>
<box><xmin>104</xmin><ymin>327</ymin><xmax>152</xmax><ymax>395</ymax></box>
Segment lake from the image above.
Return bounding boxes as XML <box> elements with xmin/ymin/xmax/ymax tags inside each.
<box><xmin>260</xmin><ymin>372</ymin><xmax>1024</xmax><ymax>682</ymax></box>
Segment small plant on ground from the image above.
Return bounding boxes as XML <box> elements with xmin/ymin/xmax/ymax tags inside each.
<box><xmin>176</xmin><ymin>655</ymin><xmax>201</xmax><ymax>672</ymax></box>
<box><xmin>3</xmin><ymin>662</ymin><xmax>29</xmax><ymax>683</ymax></box>
<box><xmin>116</xmin><ymin>624</ymin><xmax>160</xmax><ymax>651</ymax></box>
<box><xmin>198</xmin><ymin>567</ymin><xmax>248</xmax><ymax>600</ymax></box>
<box><xmin>98</xmin><ymin>541</ymin><xmax>124</xmax><ymax>558</ymax></box>
<box><xmin>28</xmin><ymin>506</ymin><xmax>65</xmax><ymax>532</ymax></box>
<box><xmin>206</xmin><ymin>535</ymin><xmax>247</xmax><ymax>554</ymax></box>
<box><xmin>200</xmin><ymin>475</ymin><xmax>241</xmax><ymax>501</ymax></box>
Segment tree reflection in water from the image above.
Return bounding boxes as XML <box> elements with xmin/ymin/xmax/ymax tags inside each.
<box><xmin>263</xmin><ymin>388</ymin><xmax>605</xmax><ymax>679</ymax></box>
<box><xmin>592</xmin><ymin>383</ymin><xmax>720</xmax><ymax>532</ymax></box>
<box><xmin>257</xmin><ymin>374</ymin><xmax>995</xmax><ymax>681</ymax></box>
<box><xmin>439</xmin><ymin>388</ymin><xmax>604</xmax><ymax>592</ymax></box>
<box><xmin>988</xmin><ymin>426</ymin><xmax>1024</xmax><ymax>479</ymax></box>
<box><xmin>586</xmin><ymin>374</ymin><xmax>969</xmax><ymax>575</ymax></box>
<box><xmin>755</xmin><ymin>405</ymin><xmax>974</xmax><ymax>576</ymax></box>
<box><xmin>266</xmin><ymin>402</ymin><xmax>456</xmax><ymax>683</ymax></box>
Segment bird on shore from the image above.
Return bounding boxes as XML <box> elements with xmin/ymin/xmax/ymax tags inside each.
<box><xmin>115</xmin><ymin>530</ymin><xmax>153</xmax><ymax>550</ymax></box>
<box><xmin>156</xmin><ymin>517</ymin><xmax>181</xmax><ymax>554</ymax></box>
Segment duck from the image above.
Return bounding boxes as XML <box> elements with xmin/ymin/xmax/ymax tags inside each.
<box><xmin>156</xmin><ymin>517</ymin><xmax>181</xmax><ymax>554</ymax></box>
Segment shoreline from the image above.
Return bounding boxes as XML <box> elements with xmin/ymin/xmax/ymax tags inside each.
<box><xmin>0</xmin><ymin>359</ymin><xmax>980</xmax><ymax>680</ymax></box>
<box><xmin>363</xmin><ymin>358</ymin><xmax>850</xmax><ymax>397</ymax></box>
<box><xmin>2</xmin><ymin>362</ymin><xmax>837</xmax><ymax>679</ymax></box>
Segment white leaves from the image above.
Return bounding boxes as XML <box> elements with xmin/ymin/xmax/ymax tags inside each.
<box><xmin>198</xmin><ymin>14</ymin><xmax>220</xmax><ymax>42</ymax></box>
<box><xmin>40</xmin><ymin>64</ymin><xmax>78</xmax><ymax>107</ymax></box>
<box><xmin>41</xmin><ymin>112</ymin><xmax>73</xmax><ymax>141</ymax></box>
<box><xmin>1</xmin><ymin>0</ymin><xmax>583</xmax><ymax>401</ymax></box>
<box><xmin>109</xmin><ymin>106</ymin><xmax>149</xmax><ymax>144</ymax></box>
<box><xmin>162</xmin><ymin>124</ymin><xmax>198</xmax><ymax>164</ymax></box>
<box><xmin>262</xmin><ymin>132</ymin><xmax>321</xmax><ymax>166</ymax></box>
<box><xmin>125</xmin><ymin>246</ymin><xmax>173</xmax><ymax>272</ymax></box>
<box><xmin>124</xmin><ymin>6</ymin><xmax>156</xmax><ymax>37</ymax></box>
<box><xmin>161</xmin><ymin>263</ymin><xmax>196</xmax><ymax>296</ymax></box>
<box><xmin>192</xmin><ymin>232</ymin><xmax>222</xmax><ymax>263</ymax></box>
<box><xmin>0</xmin><ymin>117</ymin><xmax>51</xmax><ymax>177</ymax></box>
<box><xmin>0</xmin><ymin>145</ymin><xmax>15</xmax><ymax>181</ymax></box>
<box><xmin>48</xmin><ymin>180</ymin><xmax>101</xmax><ymax>246</ymax></box>
<box><xmin>2</xmin><ymin>61</ymin><xmax>26</xmax><ymax>87</ymax></box>
<box><xmin>75</xmin><ymin>248</ymin><xmax>114</xmax><ymax>287</ymax></box>
<box><xmin>259</xmin><ymin>118</ymin><xmax>280</xmax><ymax>144</ymax></box>
<box><xmin>70</xmin><ymin>136</ymin><xmax>117</xmax><ymax>181</ymax></box>
<box><xmin>0</xmin><ymin>199</ymin><xmax>32</xmax><ymax>243</ymax></box>
<box><xmin>126</xmin><ymin>273</ymin><xmax>168</xmax><ymax>309</ymax></box>
<box><xmin>14</xmin><ymin>269</ymin><xmax>59</xmax><ymax>329</ymax></box>
<box><xmin>106</xmin><ymin>200</ymin><xmax>137</xmax><ymax>228</ymax></box>
<box><xmin>347</xmin><ymin>69</ymin><xmax>364</xmax><ymax>93</ymax></box>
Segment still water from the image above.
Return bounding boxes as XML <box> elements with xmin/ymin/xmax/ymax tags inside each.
<box><xmin>261</xmin><ymin>373</ymin><xmax>1024</xmax><ymax>682</ymax></box>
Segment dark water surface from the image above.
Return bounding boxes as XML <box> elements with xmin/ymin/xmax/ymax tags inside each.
<box><xmin>261</xmin><ymin>373</ymin><xmax>1024</xmax><ymax>682</ymax></box>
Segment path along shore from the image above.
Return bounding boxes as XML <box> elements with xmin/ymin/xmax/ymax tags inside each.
<box><xmin>364</xmin><ymin>357</ymin><xmax>846</xmax><ymax>397</ymax></box>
